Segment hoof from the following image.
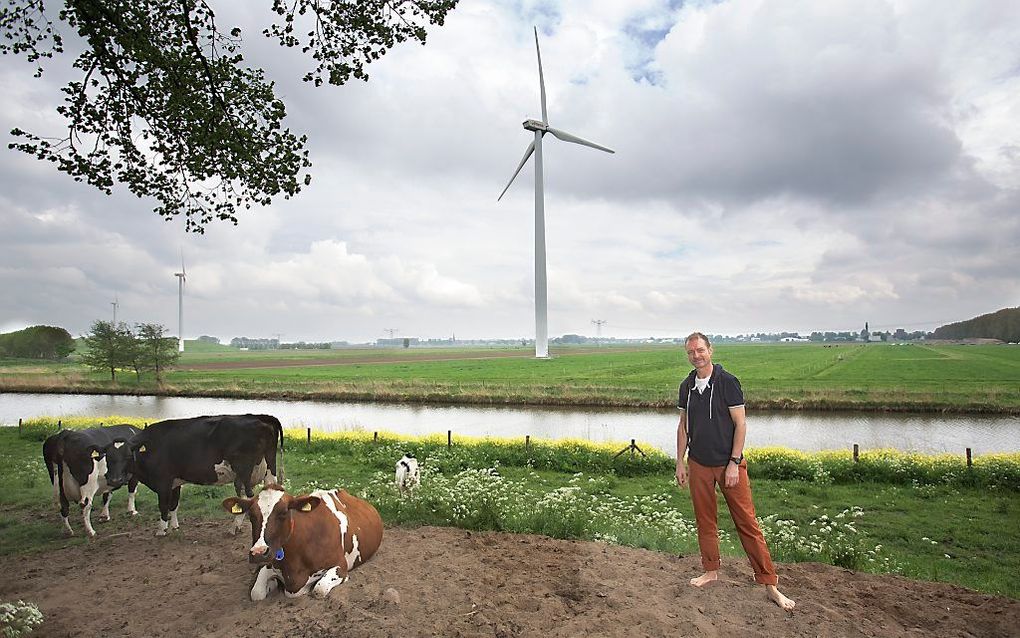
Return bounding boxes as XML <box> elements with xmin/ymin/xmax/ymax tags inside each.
<box><xmin>129</xmin><ymin>510</ymin><xmax>139</xmax><ymax>517</ymax></box>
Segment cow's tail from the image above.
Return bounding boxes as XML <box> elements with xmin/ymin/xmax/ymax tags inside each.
<box><xmin>271</xmin><ymin>416</ymin><xmax>285</xmax><ymax>484</ymax></box>
<box><xmin>43</xmin><ymin>435</ymin><xmax>63</xmax><ymax>503</ymax></box>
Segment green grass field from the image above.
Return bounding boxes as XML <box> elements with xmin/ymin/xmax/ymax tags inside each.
<box><xmin>2</xmin><ymin>342</ymin><xmax>1019</xmax><ymax>412</ymax></box>
<box><xmin>1</xmin><ymin>428</ymin><xmax>1016</xmax><ymax>598</ymax></box>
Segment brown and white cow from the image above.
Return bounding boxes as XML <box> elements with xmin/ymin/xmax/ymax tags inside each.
<box><xmin>222</xmin><ymin>484</ymin><xmax>383</xmax><ymax>601</ymax></box>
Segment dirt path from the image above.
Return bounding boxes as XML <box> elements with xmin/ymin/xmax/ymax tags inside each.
<box><xmin>3</xmin><ymin>521</ymin><xmax>1018</xmax><ymax>637</ymax></box>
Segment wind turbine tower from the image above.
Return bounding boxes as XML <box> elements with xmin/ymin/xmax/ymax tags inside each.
<box><xmin>174</xmin><ymin>255</ymin><xmax>186</xmax><ymax>353</ymax></box>
<box><xmin>499</xmin><ymin>27</ymin><xmax>614</xmax><ymax>358</ymax></box>
<box><xmin>111</xmin><ymin>294</ymin><xmax>119</xmax><ymax>325</ymax></box>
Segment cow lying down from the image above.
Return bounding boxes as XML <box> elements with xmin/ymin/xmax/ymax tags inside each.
<box><xmin>223</xmin><ymin>485</ymin><xmax>383</xmax><ymax>601</ymax></box>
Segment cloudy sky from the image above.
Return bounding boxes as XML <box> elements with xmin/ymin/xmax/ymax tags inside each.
<box><xmin>2</xmin><ymin>0</ymin><xmax>1018</xmax><ymax>344</ymax></box>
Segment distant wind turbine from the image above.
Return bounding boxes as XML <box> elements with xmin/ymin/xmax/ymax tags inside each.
<box><xmin>498</xmin><ymin>27</ymin><xmax>614</xmax><ymax>359</ymax></box>
<box><xmin>174</xmin><ymin>252</ymin><xmax>186</xmax><ymax>353</ymax></box>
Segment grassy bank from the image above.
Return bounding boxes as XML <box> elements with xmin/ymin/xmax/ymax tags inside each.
<box><xmin>2</xmin><ymin>343</ymin><xmax>1019</xmax><ymax>413</ymax></box>
<box><xmin>2</xmin><ymin>426</ymin><xmax>1018</xmax><ymax>598</ymax></box>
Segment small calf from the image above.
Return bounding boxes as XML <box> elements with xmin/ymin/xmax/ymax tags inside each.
<box><xmin>394</xmin><ymin>454</ymin><xmax>420</xmax><ymax>494</ymax></box>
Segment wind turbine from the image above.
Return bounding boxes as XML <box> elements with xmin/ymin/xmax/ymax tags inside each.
<box><xmin>174</xmin><ymin>253</ymin><xmax>186</xmax><ymax>353</ymax></box>
<box><xmin>498</xmin><ymin>27</ymin><xmax>614</xmax><ymax>359</ymax></box>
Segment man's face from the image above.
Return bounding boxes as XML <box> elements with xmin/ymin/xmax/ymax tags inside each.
<box><xmin>685</xmin><ymin>338</ymin><xmax>712</xmax><ymax>369</ymax></box>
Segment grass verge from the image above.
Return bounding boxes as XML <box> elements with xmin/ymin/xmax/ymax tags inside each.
<box><xmin>1</xmin><ymin>427</ymin><xmax>1017</xmax><ymax>598</ymax></box>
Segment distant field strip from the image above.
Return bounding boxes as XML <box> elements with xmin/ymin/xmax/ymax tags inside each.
<box><xmin>2</xmin><ymin>343</ymin><xmax>1019</xmax><ymax>412</ymax></box>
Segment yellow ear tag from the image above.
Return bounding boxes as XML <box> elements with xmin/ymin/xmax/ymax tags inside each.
<box><xmin>300</xmin><ymin>502</ymin><xmax>313</xmax><ymax>512</ymax></box>
<box><xmin>230</xmin><ymin>504</ymin><xmax>243</xmax><ymax>514</ymax></box>
<box><xmin>138</xmin><ymin>445</ymin><xmax>146</xmax><ymax>453</ymax></box>
<box><xmin>91</xmin><ymin>450</ymin><xmax>100</xmax><ymax>459</ymax></box>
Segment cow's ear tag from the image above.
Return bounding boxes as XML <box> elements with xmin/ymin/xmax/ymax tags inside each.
<box><xmin>90</xmin><ymin>450</ymin><xmax>100</xmax><ymax>459</ymax></box>
<box><xmin>138</xmin><ymin>445</ymin><xmax>146</xmax><ymax>453</ymax></box>
<box><xmin>274</xmin><ymin>548</ymin><xmax>285</xmax><ymax>561</ymax></box>
<box><xmin>230</xmin><ymin>504</ymin><xmax>243</xmax><ymax>514</ymax></box>
<box><xmin>300</xmin><ymin>502</ymin><xmax>313</xmax><ymax>512</ymax></box>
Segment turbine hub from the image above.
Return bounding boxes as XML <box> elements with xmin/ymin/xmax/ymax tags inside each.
<box><xmin>522</xmin><ymin>119</ymin><xmax>547</xmax><ymax>132</ymax></box>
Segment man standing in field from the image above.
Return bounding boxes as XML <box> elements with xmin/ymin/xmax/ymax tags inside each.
<box><xmin>675</xmin><ymin>332</ymin><xmax>795</xmax><ymax>611</ymax></box>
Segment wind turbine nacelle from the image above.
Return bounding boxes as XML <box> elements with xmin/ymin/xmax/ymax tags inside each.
<box><xmin>522</xmin><ymin>119</ymin><xmax>548</xmax><ymax>132</ymax></box>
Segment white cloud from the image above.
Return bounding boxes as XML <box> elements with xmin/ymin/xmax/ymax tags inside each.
<box><xmin>1</xmin><ymin>0</ymin><xmax>1018</xmax><ymax>341</ymax></box>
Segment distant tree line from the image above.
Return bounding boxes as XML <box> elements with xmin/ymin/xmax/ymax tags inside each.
<box><xmin>0</xmin><ymin>325</ymin><xmax>76</xmax><ymax>359</ymax></box>
<box><xmin>279</xmin><ymin>342</ymin><xmax>332</xmax><ymax>350</ymax></box>
<box><xmin>932</xmin><ymin>307</ymin><xmax>1020</xmax><ymax>342</ymax></box>
<box><xmin>230</xmin><ymin>337</ymin><xmax>279</xmax><ymax>350</ymax></box>
<box><xmin>80</xmin><ymin>321</ymin><xmax>179</xmax><ymax>382</ymax></box>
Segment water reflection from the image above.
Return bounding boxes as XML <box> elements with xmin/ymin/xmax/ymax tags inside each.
<box><xmin>1</xmin><ymin>392</ymin><xmax>1016</xmax><ymax>457</ymax></box>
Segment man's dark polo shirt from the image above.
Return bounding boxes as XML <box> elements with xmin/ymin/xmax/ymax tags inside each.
<box><xmin>677</xmin><ymin>363</ymin><xmax>745</xmax><ymax>467</ymax></box>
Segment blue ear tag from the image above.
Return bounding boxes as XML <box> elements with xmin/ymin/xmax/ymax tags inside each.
<box><xmin>275</xmin><ymin>548</ymin><xmax>285</xmax><ymax>561</ymax></box>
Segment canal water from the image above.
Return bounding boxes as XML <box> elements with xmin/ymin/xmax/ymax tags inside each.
<box><xmin>1</xmin><ymin>392</ymin><xmax>1016</xmax><ymax>457</ymax></box>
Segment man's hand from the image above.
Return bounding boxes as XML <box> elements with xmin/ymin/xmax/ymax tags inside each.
<box><xmin>675</xmin><ymin>461</ymin><xmax>688</xmax><ymax>488</ymax></box>
<box><xmin>724</xmin><ymin>461</ymin><xmax>739</xmax><ymax>488</ymax></box>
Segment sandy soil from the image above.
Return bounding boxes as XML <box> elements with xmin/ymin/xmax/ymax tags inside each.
<box><xmin>3</xmin><ymin>520</ymin><xmax>1018</xmax><ymax>638</ymax></box>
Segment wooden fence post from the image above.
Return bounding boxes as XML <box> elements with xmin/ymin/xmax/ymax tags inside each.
<box><xmin>373</xmin><ymin>432</ymin><xmax>378</xmax><ymax>443</ymax></box>
<box><xmin>966</xmin><ymin>448</ymin><xmax>972</xmax><ymax>469</ymax></box>
<box><xmin>525</xmin><ymin>435</ymin><xmax>530</xmax><ymax>451</ymax></box>
<box><xmin>448</xmin><ymin>430</ymin><xmax>452</xmax><ymax>448</ymax></box>
<box><xmin>853</xmin><ymin>444</ymin><xmax>859</xmax><ymax>463</ymax></box>
<box><xmin>306</xmin><ymin>427</ymin><xmax>311</xmax><ymax>445</ymax></box>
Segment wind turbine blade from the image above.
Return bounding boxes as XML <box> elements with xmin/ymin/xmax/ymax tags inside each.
<box><xmin>534</xmin><ymin>27</ymin><xmax>547</xmax><ymax>124</ymax></box>
<box><xmin>498</xmin><ymin>140</ymin><xmax>536</xmax><ymax>201</ymax></box>
<box><xmin>180</xmin><ymin>249</ymin><xmax>186</xmax><ymax>277</ymax></box>
<box><xmin>546</xmin><ymin>126</ymin><xmax>615</xmax><ymax>154</ymax></box>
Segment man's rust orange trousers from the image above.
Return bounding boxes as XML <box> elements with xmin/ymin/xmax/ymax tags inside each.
<box><xmin>688</xmin><ymin>458</ymin><xmax>779</xmax><ymax>585</ymax></box>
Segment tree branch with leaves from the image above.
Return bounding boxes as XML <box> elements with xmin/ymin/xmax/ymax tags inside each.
<box><xmin>1</xmin><ymin>0</ymin><xmax>458</xmax><ymax>232</ymax></box>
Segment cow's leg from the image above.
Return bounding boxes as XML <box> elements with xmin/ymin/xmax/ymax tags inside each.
<box><xmin>168</xmin><ymin>485</ymin><xmax>182</xmax><ymax>530</ymax></box>
<box><xmin>126</xmin><ymin>477</ymin><xmax>139</xmax><ymax>516</ymax></box>
<box><xmin>79</xmin><ymin>457</ymin><xmax>105</xmax><ymax>537</ymax></box>
<box><xmin>81</xmin><ymin>495</ymin><xmax>96</xmax><ymax>537</ymax></box>
<box><xmin>57</xmin><ymin>473</ymin><xmax>73</xmax><ymax>536</ymax></box>
<box><xmin>99</xmin><ymin>491</ymin><xmax>112</xmax><ymax>522</ymax></box>
<box><xmin>265</xmin><ymin>451</ymin><xmax>278</xmax><ymax>486</ymax></box>
<box><xmin>155</xmin><ymin>485</ymin><xmax>173</xmax><ymax>536</ymax></box>
<box><xmin>229</xmin><ymin>479</ymin><xmax>250</xmax><ymax>535</ymax></box>
<box><xmin>251</xmin><ymin>566</ymin><xmax>282</xmax><ymax>602</ymax></box>
<box><xmin>311</xmin><ymin>566</ymin><xmax>349</xmax><ymax>598</ymax></box>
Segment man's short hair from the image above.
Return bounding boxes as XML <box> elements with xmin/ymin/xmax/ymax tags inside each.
<box><xmin>685</xmin><ymin>332</ymin><xmax>711</xmax><ymax>349</ymax></box>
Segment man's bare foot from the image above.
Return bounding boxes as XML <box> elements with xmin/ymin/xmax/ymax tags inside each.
<box><xmin>766</xmin><ymin>584</ymin><xmax>795</xmax><ymax>611</ymax></box>
<box><xmin>689</xmin><ymin>571</ymin><xmax>718</xmax><ymax>587</ymax></box>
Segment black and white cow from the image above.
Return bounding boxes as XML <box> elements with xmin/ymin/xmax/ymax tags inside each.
<box><xmin>130</xmin><ymin>414</ymin><xmax>284</xmax><ymax>536</ymax></box>
<box><xmin>395</xmin><ymin>454</ymin><xmax>420</xmax><ymax>494</ymax></box>
<box><xmin>42</xmin><ymin>425</ymin><xmax>142</xmax><ymax>537</ymax></box>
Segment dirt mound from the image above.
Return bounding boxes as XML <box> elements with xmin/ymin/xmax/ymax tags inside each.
<box><xmin>3</xmin><ymin>522</ymin><xmax>1018</xmax><ymax>637</ymax></box>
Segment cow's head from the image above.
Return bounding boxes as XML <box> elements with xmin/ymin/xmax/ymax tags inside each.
<box><xmin>222</xmin><ymin>485</ymin><xmax>323</xmax><ymax>564</ymax></box>
<box><xmin>129</xmin><ymin>434</ymin><xmax>152</xmax><ymax>480</ymax></box>
<box><xmin>102</xmin><ymin>439</ymin><xmax>134</xmax><ymax>489</ymax></box>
